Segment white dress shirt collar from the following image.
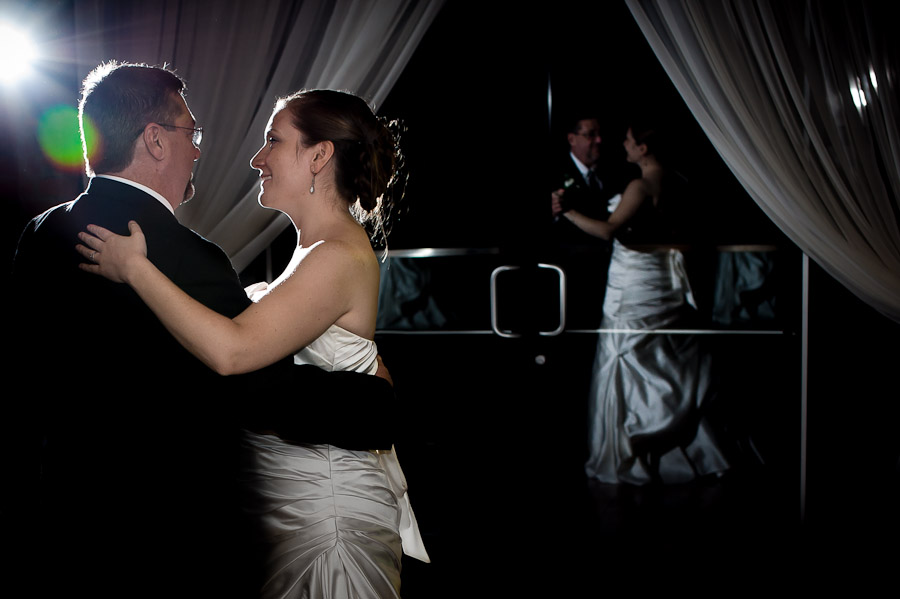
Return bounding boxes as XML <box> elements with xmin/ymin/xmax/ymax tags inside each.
<box><xmin>94</xmin><ymin>175</ymin><xmax>175</xmax><ymax>215</ymax></box>
<box><xmin>569</xmin><ymin>152</ymin><xmax>592</xmax><ymax>183</ymax></box>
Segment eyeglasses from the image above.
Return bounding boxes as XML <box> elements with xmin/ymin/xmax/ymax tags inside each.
<box><xmin>576</xmin><ymin>129</ymin><xmax>601</xmax><ymax>140</ymax></box>
<box><xmin>158</xmin><ymin>123</ymin><xmax>203</xmax><ymax>147</ymax></box>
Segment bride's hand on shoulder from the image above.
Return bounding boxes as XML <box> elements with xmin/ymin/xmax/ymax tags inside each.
<box><xmin>76</xmin><ymin>221</ymin><xmax>149</xmax><ymax>284</ymax></box>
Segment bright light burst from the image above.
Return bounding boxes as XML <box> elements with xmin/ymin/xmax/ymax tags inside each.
<box><xmin>0</xmin><ymin>22</ymin><xmax>38</xmax><ymax>84</ymax></box>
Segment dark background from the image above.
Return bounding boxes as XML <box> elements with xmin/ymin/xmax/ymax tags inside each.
<box><xmin>373</xmin><ymin>0</ymin><xmax>900</xmax><ymax>569</ymax></box>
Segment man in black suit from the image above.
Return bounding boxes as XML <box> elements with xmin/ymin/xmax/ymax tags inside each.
<box><xmin>7</xmin><ymin>62</ymin><xmax>395</xmax><ymax>598</ymax></box>
<box><xmin>549</xmin><ymin>115</ymin><xmax>623</xmax><ymax>328</ymax></box>
<box><xmin>551</xmin><ymin>116</ymin><xmax>620</xmax><ymax>224</ymax></box>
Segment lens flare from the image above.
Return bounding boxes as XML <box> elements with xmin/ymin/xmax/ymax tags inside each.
<box><xmin>37</xmin><ymin>105</ymin><xmax>99</xmax><ymax>171</ymax></box>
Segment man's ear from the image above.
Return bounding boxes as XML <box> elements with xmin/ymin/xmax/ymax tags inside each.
<box><xmin>142</xmin><ymin>123</ymin><xmax>166</xmax><ymax>161</ymax></box>
<box><xmin>567</xmin><ymin>132</ymin><xmax>576</xmax><ymax>148</ymax></box>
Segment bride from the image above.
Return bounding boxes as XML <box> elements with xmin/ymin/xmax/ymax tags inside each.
<box><xmin>77</xmin><ymin>89</ymin><xmax>428</xmax><ymax>597</ymax></box>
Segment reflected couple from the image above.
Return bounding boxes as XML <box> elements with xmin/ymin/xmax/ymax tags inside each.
<box><xmin>553</xmin><ymin>121</ymin><xmax>731</xmax><ymax>484</ymax></box>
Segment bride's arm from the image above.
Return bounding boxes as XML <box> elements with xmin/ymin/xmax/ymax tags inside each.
<box><xmin>561</xmin><ymin>178</ymin><xmax>647</xmax><ymax>240</ymax></box>
<box><xmin>77</xmin><ymin>222</ymin><xmax>367</xmax><ymax>376</ymax></box>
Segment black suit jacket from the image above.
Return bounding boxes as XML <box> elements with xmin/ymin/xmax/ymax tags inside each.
<box><xmin>551</xmin><ymin>154</ymin><xmax>616</xmax><ymax>235</ymax></box>
<box><xmin>8</xmin><ymin>177</ymin><xmax>396</xmax><ymax>597</ymax></box>
<box><xmin>547</xmin><ymin>156</ymin><xmax>619</xmax><ymax>328</ymax></box>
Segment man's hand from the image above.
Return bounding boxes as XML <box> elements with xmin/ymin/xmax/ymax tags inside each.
<box><xmin>551</xmin><ymin>188</ymin><xmax>566</xmax><ymax>216</ymax></box>
<box><xmin>375</xmin><ymin>355</ymin><xmax>393</xmax><ymax>386</ymax></box>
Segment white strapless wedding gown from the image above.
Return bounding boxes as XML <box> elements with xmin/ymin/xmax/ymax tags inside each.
<box><xmin>585</xmin><ymin>240</ymin><xmax>730</xmax><ymax>485</ymax></box>
<box><xmin>242</xmin><ymin>268</ymin><xmax>427</xmax><ymax>598</ymax></box>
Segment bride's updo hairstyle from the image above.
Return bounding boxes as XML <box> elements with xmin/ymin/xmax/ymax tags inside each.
<box><xmin>629</xmin><ymin>120</ymin><xmax>670</xmax><ymax>164</ymax></box>
<box><xmin>277</xmin><ymin>89</ymin><xmax>405</xmax><ymax>247</ymax></box>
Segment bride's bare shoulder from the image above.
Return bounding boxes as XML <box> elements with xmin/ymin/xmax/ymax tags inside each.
<box><xmin>302</xmin><ymin>233</ymin><xmax>377</xmax><ymax>277</ymax></box>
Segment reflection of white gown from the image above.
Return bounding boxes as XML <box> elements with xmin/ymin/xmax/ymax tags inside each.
<box><xmin>585</xmin><ymin>239</ymin><xmax>730</xmax><ymax>485</ymax></box>
<box><xmin>242</xmin><ymin>254</ymin><xmax>428</xmax><ymax>598</ymax></box>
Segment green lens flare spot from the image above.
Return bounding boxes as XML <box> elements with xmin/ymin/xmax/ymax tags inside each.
<box><xmin>37</xmin><ymin>105</ymin><xmax>98</xmax><ymax>170</ymax></box>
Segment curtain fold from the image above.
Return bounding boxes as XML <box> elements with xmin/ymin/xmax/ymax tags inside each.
<box><xmin>626</xmin><ymin>0</ymin><xmax>900</xmax><ymax>322</ymax></box>
<box><xmin>73</xmin><ymin>0</ymin><xmax>445</xmax><ymax>272</ymax></box>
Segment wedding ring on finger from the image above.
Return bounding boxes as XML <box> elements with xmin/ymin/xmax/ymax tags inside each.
<box><xmin>90</xmin><ymin>251</ymin><xmax>96</xmax><ymax>261</ymax></box>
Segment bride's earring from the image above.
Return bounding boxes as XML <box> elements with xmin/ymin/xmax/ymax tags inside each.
<box><xmin>309</xmin><ymin>172</ymin><xmax>316</xmax><ymax>194</ymax></box>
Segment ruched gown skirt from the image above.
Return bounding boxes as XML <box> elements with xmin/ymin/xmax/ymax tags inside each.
<box><xmin>240</xmin><ymin>432</ymin><xmax>403</xmax><ymax>598</ymax></box>
<box><xmin>585</xmin><ymin>240</ymin><xmax>730</xmax><ymax>485</ymax></box>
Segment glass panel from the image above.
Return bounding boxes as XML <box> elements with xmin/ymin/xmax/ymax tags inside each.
<box><xmin>377</xmin><ymin>250</ymin><xmax>498</xmax><ymax>332</ymax></box>
<box><xmin>377</xmin><ymin>246</ymin><xmax>797</xmax><ymax>334</ymax></box>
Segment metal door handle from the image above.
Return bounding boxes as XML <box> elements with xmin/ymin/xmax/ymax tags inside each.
<box><xmin>490</xmin><ymin>263</ymin><xmax>566</xmax><ymax>338</ymax></box>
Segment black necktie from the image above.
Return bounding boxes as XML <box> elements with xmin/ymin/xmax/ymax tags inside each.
<box><xmin>588</xmin><ymin>170</ymin><xmax>602</xmax><ymax>193</ymax></box>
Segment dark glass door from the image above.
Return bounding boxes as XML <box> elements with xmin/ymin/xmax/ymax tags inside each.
<box><xmin>373</xmin><ymin>7</ymin><xmax>600</xmax><ymax>594</ymax></box>
<box><xmin>374</xmin><ymin>3</ymin><xmax>799</xmax><ymax>596</ymax></box>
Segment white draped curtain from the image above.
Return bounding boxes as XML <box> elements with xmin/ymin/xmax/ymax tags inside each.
<box><xmin>625</xmin><ymin>0</ymin><xmax>900</xmax><ymax>323</ymax></box>
<box><xmin>73</xmin><ymin>0</ymin><xmax>445</xmax><ymax>272</ymax></box>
